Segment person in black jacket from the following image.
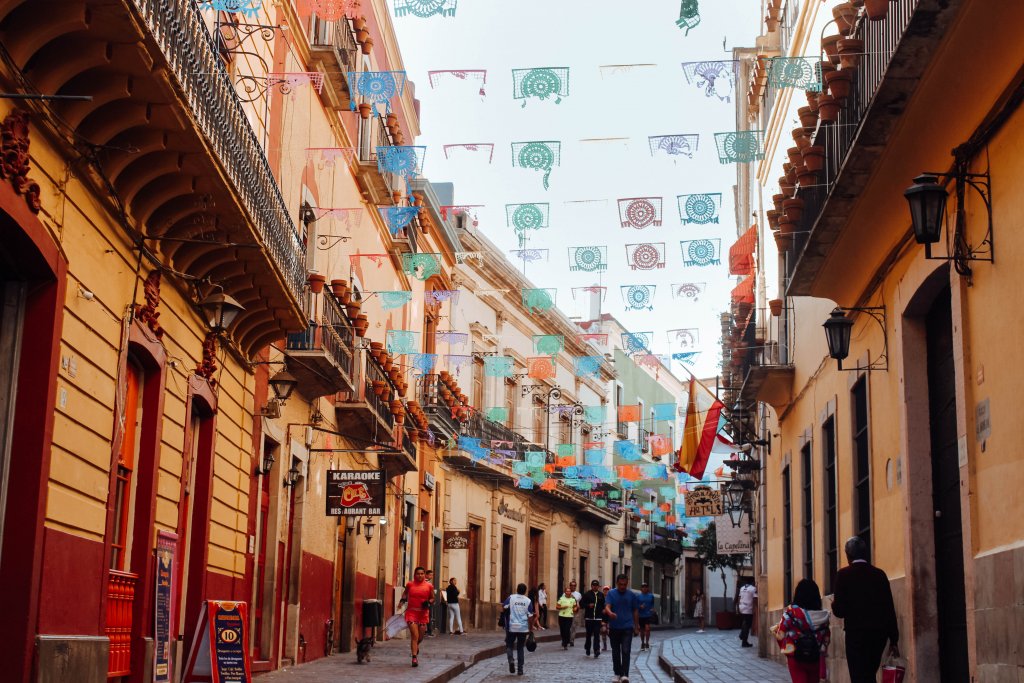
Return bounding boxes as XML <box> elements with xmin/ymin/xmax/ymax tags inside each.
<box><xmin>579</xmin><ymin>580</ymin><xmax>606</xmax><ymax>658</ymax></box>
<box><xmin>831</xmin><ymin>536</ymin><xmax>900</xmax><ymax>683</ymax></box>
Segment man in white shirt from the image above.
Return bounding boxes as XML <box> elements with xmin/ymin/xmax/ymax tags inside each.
<box><xmin>736</xmin><ymin>578</ymin><xmax>757</xmax><ymax>647</ymax></box>
<box><xmin>503</xmin><ymin>583</ymin><xmax>535</xmax><ymax>676</ymax></box>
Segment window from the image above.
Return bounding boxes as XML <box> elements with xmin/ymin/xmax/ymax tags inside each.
<box><xmin>642</xmin><ymin>565</ymin><xmax>652</xmax><ymax>588</ymax></box>
<box><xmin>504</xmin><ymin>377</ymin><xmax>517</xmax><ymax>428</ymax></box>
<box><xmin>851</xmin><ymin>378</ymin><xmax>871</xmax><ymax>560</ymax></box>
<box><xmin>615</xmin><ymin>384</ymin><xmax>627</xmax><ymax>437</ymax></box>
<box><xmin>782</xmin><ymin>464</ymin><xmax>793</xmax><ymax>602</ymax></box>
<box><xmin>579</xmin><ymin>555</ymin><xmax>588</xmax><ymax>588</ymax></box>
<box><xmin>532</xmin><ymin>395</ymin><xmax>545</xmax><ymax>444</ymax></box>
<box><xmin>822</xmin><ymin>416</ymin><xmax>839</xmax><ymax>594</ymax></box>
<box><xmin>801</xmin><ymin>442</ymin><xmax>813</xmax><ymax>581</ymax></box>
<box><xmin>472</xmin><ymin>356</ymin><xmax>484</xmax><ymax>409</ymax></box>
<box><xmin>111</xmin><ymin>361</ymin><xmax>143</xmax><ymax>571</ymax></box>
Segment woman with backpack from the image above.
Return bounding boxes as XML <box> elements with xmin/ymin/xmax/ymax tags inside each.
<box><xmin>772</xmin><ymin>579</ymin><xmax>831</xmax><ymax>682</ymax></box>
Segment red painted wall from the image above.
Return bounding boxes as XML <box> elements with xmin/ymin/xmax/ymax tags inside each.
<box><xmin>36</xmin><ymin>529</ymin><xmax>105</xmax><ymax>635</ymax></box>
<box><xmin>298</xmin><ymin>552</ymin><xmax>333</xmax><ymax>663</ymax></box>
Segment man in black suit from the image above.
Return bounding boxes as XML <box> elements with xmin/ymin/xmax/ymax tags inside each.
<box><xmin>831</xmin><ymin>536</ymin><xmax>900</xmax><ymax>683</ymax></box>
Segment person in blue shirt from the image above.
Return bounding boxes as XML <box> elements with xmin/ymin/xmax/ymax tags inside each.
<box><xmin>636</xmin><ymin>583</ymin><xmax>656</xmax><ymax>651</ymax></box>
<box><xmin>602</xmin><ymin>574</ymin><xmax>640</xmax><ymax>683</ymax></box>
<box><xmin>502</xmin><ymin>582</ymin><xmax>535</xmax><ymax>676</ymax></box>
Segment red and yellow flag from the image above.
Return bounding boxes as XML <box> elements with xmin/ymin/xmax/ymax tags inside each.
<box><xmin>675</xmin><ymin>376</ymin><xmax>725</xmax><ymax>480</ymax></box>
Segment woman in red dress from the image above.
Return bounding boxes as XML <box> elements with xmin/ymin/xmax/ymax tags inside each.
<box><xmin>400</xmin><ymin>566</ymin><xmax>435</xmax><ymax>667</ymax></box>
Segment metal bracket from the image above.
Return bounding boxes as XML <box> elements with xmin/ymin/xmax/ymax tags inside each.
<box><xmin>836</xmin><ymin>306</ymin><xmax>888</xmax><ymax>372</ymax></box>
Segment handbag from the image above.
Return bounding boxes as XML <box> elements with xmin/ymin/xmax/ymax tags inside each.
<box><xmin>881</xmin><ymin>654</ymin><xmax>906</xmax><ymax>683</ymax></box>
<box><xmin>525</xmin><ymin>632</ymin><xmax>537</xmax><ymax>652</ymax></box>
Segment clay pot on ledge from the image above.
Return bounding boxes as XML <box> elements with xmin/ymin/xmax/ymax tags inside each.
<box><xmin>391</xmin><ymin>190</ymin><xmax>402</xmax><ymax>204</ymax></box>
<box><xmin>780</xmin><ymin>179</ymin><xmax>796</xmax><ymax>199</ymax></box>
<box><xmin>787</xmin><ymin>147</ymin><xmax>802</xmax><ymax>167</ymax></box>
<box><xmin>792</xmin><ymin>127</ymin><xmax>811</xmax><ymax>149</ymax></box>
<box><xmin>765</xmin><ymin>5</ymin><xmax>781</xmax><ymax>32</ymax></box>
<box><xmin>832</xmin><ymin>1</ymin><xmax>858</xmax><ymax>35</ymax></box>
<box><xmin>805</xmin><ymin>88</ymin><xmax>820</xmax><ymax>113</ymax></box>
<box><xmin>838</xmin><ymin>38</ymin><xmax>864</xmax><ymax>70</ymax></box>
<box><xmin>358</xmin><ymin>103</ymin><xmax>372</xmax><ymax>120</ymax></box>
<box><xmin>864</xmin><ymin>0</ymin><xmax>889</xmax><ymax>20</ymax></box>
<box><xmin>778</xmin><ymin>216</ymin><xmax>797</xmax><ymax>236</ymax></box>
<box><xmin>798</xmin><ymin>106</ymin><xmax>818</xmax><ymax>130</ymax></box>
<box><xmin>345</xmin><ymin>300</ymin><xmax>362</xmax><ymax>319</ymax></box>
<box><xmin>360</xmin><ymin>38</ymin><xmax>373</xmax><ymax>55</ymax></box>
<box><xmin>354</xmin><ymin>315</ymin><xmax>369</xmax><ymax>337</ymax></box>
<box><xmin>330</xmin><ymin>278</ymin><xmax>349</xmax><ymax>300</ymax></box>
<box><xmin>769</xmin><ymin>299</ymin><xmax>784</xmax><ymax>316</ymax></box>
<box><xmin>822</xmin><ymin>34</ymin><xmax>842</xmax><ymax>65</ymax></box>
<box><xmin>772</xmin><ymin>193</ymin><xmax>786</xmax><ymax>213</ymax></box>
<box><xmin>818</xmin><ymin>94</ymin><xmax>840</xmax><ymax>122</ymax></box>
<box><xmin>802</xmin><ymin>145</ymin><xmax>826</xmax><ymax>172</ymax></box>
<box><xmin>819</xmin><ymin>60</ymin><xmax>837</xmax><ymax>82</ymax></box>
<box><xmin>825</xmin><ymin>69</ymin><xmax>853</xmax><ymax>101</ymax></box>
<box><xmin>386</xmin><ymin>113</ymin><xmax>399</xmax><ymax>129</ymax></box>
<box><xmin>774</xmin><ymin>231</ymin><xmax>795</xmax><ymax>252</ymax></box>
<box><xmin>372</xmin><ymin>380</ymin><xmax>387</xmax><ymax>397</ymax></box>
<box><xmin>352</xmin><ymin>16</ymin><xmax>367</xmax><ymax>31</ymax></box>
<box><xmin>798</xmin><ymin>166</ymin><xmax>818</xmax><ymax>188</ymax></box>
<box><xmin>356</xmin><ymin>28</ymin><xmax>370</xmax><ymax>43</ymax></box>
<box><xmin>782</xmin><ymin>197</ymin><xmax>805</xmax><ymax>223</ymax></box>
<box><xmin>307</xmin><ymin>272</ymin><xmax>326</xmax><ymax>294</ymax></box>
<box><xmin>766</xmin><ymin>209</ymin><xmax>781</xmax><ymax>228</ymax></box>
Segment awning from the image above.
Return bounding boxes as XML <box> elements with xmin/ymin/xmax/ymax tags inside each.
<box><xmin>729</xmin><ymin>224</ymin><xmax>758</xmax><ymax>275</ymax></box>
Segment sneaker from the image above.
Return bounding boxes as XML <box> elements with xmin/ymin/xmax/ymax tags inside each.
<box><xmin>612</xmin><ymin>677</ymin><xmax>621</xmax><ymax>683</ymax></box>
<box><xmin>517</xmin><ymin>670</ymin><xmax>524</xmax><ymax>676</ymax></box>
<box><xmin>411</xmin><ymin>655</ymin><xmax>418</xmax><ymax>667</ymax></box>
<box><xmin>696</xmin><ymin>629</ymin><xmax>704</xmax><ymax>633</ymax></box>
<box><xmin>585</xmin><ymin>650</ymin><xmax>591</xmax><ymax>656</ymax></box>
<box><xmin>509</xmin><ymin>661</ymin><xmax>515</xmax><ymax>674</ymax></box>
<box><xmin>621</xmin><ymin>677</ymin><xmax>630</xmax><ymax>683</ymax></box>
<box><xmin>741</xmin><ymin>642</ymin><xmax>753</xmax><ymax>648</ymax></box>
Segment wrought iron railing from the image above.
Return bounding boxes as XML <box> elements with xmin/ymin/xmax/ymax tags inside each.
<box><xmin>416</xmin><ymin>374</ymin><xmax>460</xmax><ymax>436</ymax></box>
<box><xmin>285</xmin><ymin>294</ymin><xmax>356</xmax><ymax>384</ymax></box>
<box><xmin>640</xmin><ymin>427</ymin><xmax>651</xmax><ymax>453</ymax></box>
<box><xmin>310</xmin><ymin>16</ymin><xmax>358</xmax><ymax>69</ymax></box>
<box><xmin>130</xmin><ymin>0</ymin><xmax>306</xmax><ymax>302</ymax></box>
<box><xmin>464</xmin><ymin>412</ymin><xmax>528</xmax><ymax>455</ymax></box>
<box><xmin>790</xmin><ymin>0</ymin><xmax>920</xmax><ymax>271</ymax></box>
<box><xmin>363</xmin><ymin>353</ymin><xmax>396</xmax><ymax>430</ymax></box>
<box><xmin>616</xmin><ymin>419</ymin><xmax>629</xmax><ymax>439</ymax></box>
<box><xmin>105</xmin><ymin>570</ymin><xmax>138</xmax><ymax>677</ymax></box>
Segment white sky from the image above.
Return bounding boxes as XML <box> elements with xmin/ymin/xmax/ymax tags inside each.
<box><xmin>391</xmin><ymin>0</ymin><xmax>761</xmax><ymax>379</ymax></box>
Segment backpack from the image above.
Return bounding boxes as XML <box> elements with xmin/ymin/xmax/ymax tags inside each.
<box><xmin>498</xmin><ymin>610</ymin><xmax>508</xmax><ymax>629</ymax></box>
<box><xmin>793</xmin><ymin>629</ymin><xmax>820</xmax><ymax>663</ymax></box>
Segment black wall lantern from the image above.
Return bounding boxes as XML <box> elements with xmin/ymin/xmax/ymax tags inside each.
<box><xmin>903</xmin><ymin>152</ymin><xmax>993</xmax><ymax>279</ymax></box>
<box><xmin>822</xmin><ymin>306</ymin><xmax>888</xmax><ymax>372</ymax></box>
<box><xmin>269</xmin><ymin>368</ymin><xmax>298</xmax><ymax>403</ymax></box>
<box><xmin>284</xmin><ymin>462</ymin><xmax>301</xmax><ymax>487</ymax></box>
<box><xmin>256</xmin><ymin>447</ymin><xmax>275</xmax><ymax>476</ymax></box>
<box><xmin>199</xmin><ymin>292</ymin><xmax>244</xmax><ymax>333</ymax></box>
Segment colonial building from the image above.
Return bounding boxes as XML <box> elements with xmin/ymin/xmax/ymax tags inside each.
<box><xmin>734</xmin><ymin>0</ymin><xmax>1024</xmax><ymax>680</ymax></box>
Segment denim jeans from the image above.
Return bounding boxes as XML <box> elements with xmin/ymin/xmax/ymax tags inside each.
<box><xmin>505</xmin><ymin>631</ymin><xmax>527</xmax><ymax>671</ymax></box>
<box><xmin>609</xmin><ymin>628</ymin><xmax>634</xmax><ymax>677</ymax></box>
<box><xmin>584</xmin><ymin>619</ymin><xmax>603</xmax><ymax>654</ymax></box>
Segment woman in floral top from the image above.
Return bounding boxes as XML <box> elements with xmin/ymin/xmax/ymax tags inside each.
<box><xmin>772</xmin><ymin>579</ymin><xmax>831</xmax><ymax>683</ymax></box>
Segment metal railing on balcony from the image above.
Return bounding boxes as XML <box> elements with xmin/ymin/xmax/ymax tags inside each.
<box><xmin>639</xmin><ymin>427</ymin><xmax>651</xmax><ymax>454</ymax></box>
<box><xmin>285</xmin><ymin>294</ymin><xmax>356</xmax><ymax>383</ymax></box>
<box><xmin>105</xmin><ymin>570</ymin><xmax>138</xmax><ymax>677</ymax></box>
<box><xmin>789</xmin><ymin>0</ymin><xmax>920</xmax><ymax>272</ymax></box>
<box><xmin>310</xmin><ymin>16</ymin><xmax>359</xmax><ymax>68</ymax></box>
<box><xmin>464</xmin><ymin>412</ymin><xmax>528</xmax><ymax>455</ymax></box>
<box><xmin>616</xmin><ymin>420</ymin><xmax>629</xmax><ymax>439</ymax></box>
<box><xmin>416</xmin><ymin>374</ymin><xmax>461</xmax><ymax>437</ymax></box>
<box><xmin>364</xmin><ymin>354</ymin><xmax>396</xmax><ymax>430</ymax></box>
<box><xmin>131</xmin><ymin>0</ymin><xmax>306</xmax><ymax>302</ymax></box>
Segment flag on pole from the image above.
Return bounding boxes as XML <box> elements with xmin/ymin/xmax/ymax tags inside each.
<box><xmin>675</xmin><ymin>376</ymin><xmax>725</xmax><ymax>480</ymax></box>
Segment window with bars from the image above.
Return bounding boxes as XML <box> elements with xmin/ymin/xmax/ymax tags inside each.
<box><xmin>801</xmin><ymin>441</ymin><xmax>813</xmax><ymax>582</ymax></box>
<box><xmin>851</xmin><ymin>378</ymin><xmax>871</xmax><ymax>561</ymax></box>
<box><xmin>783</xmin><ymin>464</ymin><xmax>793</xmax><ymax>603</ymax></box>
<box><xmin>822</xmin><ymin>416</ymin><xmax>839</xmax><ymax>594</ymax></box>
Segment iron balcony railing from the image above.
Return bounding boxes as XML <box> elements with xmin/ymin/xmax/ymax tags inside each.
<box><xmin>310</xmin><ymin>16</ymin><xmax>359</xmax><ymax>69</ymax></box>
<box><xmin>463</xmin><ymin>412</ymin><xmax>528</xmax><ymax>456</ymax></box>
<box><xmin>416</xmin><ymin>374</ymin><xmax>460</xmax><ymax>436</ymax></box>
<box><xmin>616</xmin><ymin>419</ymin><xmax>629</xmax><ymax>439</ymax></box>
<box><xmin>789</xmin><ymin>0</ymin><xmax>920</xmax><ymax>274</ymax></box>
<box><xmin>639</xmin><ymin>427</ymin><xmax>652</xmax><ymax>453</ymax></box>
<box><xmin>131</xmin><ymin>0</ymin><xmax>306</xmax><ymax>302</ymax></box>
<box><xmin>363</xmin><ymin>353</ymin><xmax>396</xmax><ymax>430</ymax></box>
<box><xmin>285</xmin><ymin>293</ymin><xmax>356</xmax><ymax>383</ymax></box>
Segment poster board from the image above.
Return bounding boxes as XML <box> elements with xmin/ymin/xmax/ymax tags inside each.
<box><xmin>154</xmin><ymin>531</ymin><xmax>177</xmax><ymax>683</ymax></box>
<box><xmin>326</xmin><ymin>469</ymin><xmax>384</xmax><ymax>516</ymax></box>
<box><xmin>183</xmin><ymin>601</ymin><xmax>252</xmax><ymax>683</ymax></box>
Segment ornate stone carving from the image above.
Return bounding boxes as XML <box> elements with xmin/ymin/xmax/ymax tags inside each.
<box><xmin>0</xmin><ymin>111</ymin><xmax>41</xmax><ymax>213</ymax></box>
<box><xmin>132</xmin><ymin>271</ymin><xmax>165</xmax><ymax>338</ymax></box>
<box><xmin>196</xmin><ymin>332</ymin><xmax>218</xmax><ymax>384</ymax></box>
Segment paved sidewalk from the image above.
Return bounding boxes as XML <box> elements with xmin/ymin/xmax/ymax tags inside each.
<box><xmin>658</xmin><ymin>630</ymin><xmax>789</xmax><ymax>683</ymax></box>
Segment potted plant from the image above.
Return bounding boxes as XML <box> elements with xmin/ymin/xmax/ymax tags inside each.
<box><xmin>766</xmin><ymin>209</ymin><xmax>781</xmax><ymax>229</ymax></box>
<box><xmin>694</xmin><ymin>522</ymin><xmax>747</xmax><ymax>631</ymax></box>
<box><xmin>832</xmin><ymin>1</ymin><xmax>858</xmax><ymax>34</ymax></box>
<box><xmin>772</xmin><ymin>193</ymin><xmax>785</xmax><ymax>213</ymax></box>
<box><xmin>865</xmin><ymin>0</ymin><xmax>889</xmax><ymax>20</ymax></box>
<box><xmin>825</xmin><ymin>68</ymin><xmax>853</xmax><ymax>101</ymax></box>
<box><xmin>307</xmin><ymin>272</ymin><xmax>326</xmax><ymax>294</ymax></box>
<box><xmin>822</xmin><ymin>34</ymin><xmax>842</xmax><ymax>65</ymax></box>
<box><xmin>802</xmin><ymin>145</ymin><xmax>826</xmax><ymax>172</ymax></box>
<box><xmin>769</xmin><ymin>298</ymin><xmax>784</xmax><ymax>316</ymax></box>
<box><xmin>838</xmin><ymin>38</ymin><xmax>864</xmax><ymax>70</ymax></box>
<box><xmin>798</xmin><ymin>106</ymin><xmax>818</xmax><ymax>129</ymax></box>
<box><xmin>354</xmin><ymin>315</ymin><xmax>369</xmax><ymax>337</ymax></box>
<box><xmin>372</xmin><ymin>380</ymin><xmax>387</xmax><ymax>397</ymax></box>
<box><xmin>817</xmin><ymin>93</ymin><xmax>840</xmax><ymax>122</ymax></box>
<box><xmin>358</xmin><ymin>103</ymin><xmax>372</xmax><ymax>120</ymax></box>
<box><xmin>780</xmin><ymin>178</ymin><xmax>796</xmax><ymax>199</ymax></box>
<box><xmin>345</xmin><ymin>299</ymin><xmax>362</xmax><ymax>319</ymax></box>
<box><xmin>764</xmin><ymin>4</ymin><xmax>781</xmax><ymax>32</ymax></box>
<box><xmin>330</xmin><ymin>278</ymin><xmax>349</xmax><ymax>300</ymax></box>
<box><xmin>782</xmin><ymin>197</ymin><xmax>805</xmax><ymax>223</ymax></box>
<box><xmin>386</xmin><ymin>113</ymin><xmax>399</xmax><ymax>131</ymax></box>
<box><xmin>792</xmin><ymin>127</ymin><xmax>811</xmax><ymax>149</ymax></box>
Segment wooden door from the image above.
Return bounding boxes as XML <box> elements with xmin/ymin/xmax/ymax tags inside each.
<box><xmin>467</xmin><ymin>524</ymin><xmax>480</xmax><ymax>626</ymax></box>
<box><xmin>528</xmin><ymin>529</ymin><xmax>540</xmax><ymax>592</ymax></box>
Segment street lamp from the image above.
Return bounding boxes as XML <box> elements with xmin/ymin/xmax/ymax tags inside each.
<box><xmin>198</xmin><ymin>292</ymin><xmax>244</xmax><ymax>333</ymax></box>
<box><xmin>269</xmin><ymin>368</ymin><xmax>298</xmax><ymax>403</ymax></box>
<box><xmin>822</xmin><ymin>308</ymin><xmax>854</xmax><ymax>363</ymax></box>
<box><xmin>362</xmin><ymin>517</ymin><xmax>378</xmax><ymax>543</ymax></box>
<box><xmin>345</xmin><ymin>515</ymin><xmax>358</xmax><ymax>532</ymax></box>
<box><xmin>284</xmin><ymin>462</ymin><xmax>301</xmax><ymax>487</ymax></box>
<box><xmin>724</xmin><ymin>479</ymin><xmax>748</xmax><ymax>528</ymax></box>
<box><xmin>256</xmin><ymin>448</ymin><xmax>275</xmax><ymax>476</ymax></box>
<box><xmin>903</xmin><ymin>174</ymin><xmax>948</xmax><ymax>245</ymax></box>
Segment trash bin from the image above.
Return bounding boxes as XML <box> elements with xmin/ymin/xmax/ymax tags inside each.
<box><xmin>362</xmin><ymin>599</ymin><xmax>383</xmax><ymax>629</ymax></box>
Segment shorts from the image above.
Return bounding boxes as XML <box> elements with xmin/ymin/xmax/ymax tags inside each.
<box><xmin>405</xmin><ymin>609</ymin><xmax>429</xmax><ymax>625</ymax></box>
<box><xmin>639</xmin><ymin>616</ymin><xmax>654</xmax><ymax>627</ymax></box>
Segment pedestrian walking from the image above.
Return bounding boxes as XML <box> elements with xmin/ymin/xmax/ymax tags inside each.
<box><xmin>555</xmin><ymin>586</ymin><xmax>578</xmax><ymax>649</ymax></box>
<box><xmin>831</xmin><ymin>536</ymin><xmax>900</xmax><ymax>683</ymax></box>
<box><xmin>692</xmin><ymin>588</ymin><xmax>705</xmax><ymax>633</ymax></box>
<box><xmin>502</xmin><ymin>582</ymin><xmax>535</xmax><ymax>677</ymax></box>
<box><xmin>736</xmin><ymin>577</ymin><xmax>757</xmax><ymax>647</ymax></box>
<box><xmin>398</xmin><ymin>566</ymin><xmax>434</xmax><ymax>667</ymax></box>
<box><xmin>536</xmin><ymin>582</ymin><xmax>548</xmax><ymax>629</ymax></box>
<box><xmin>424</xmin><ymin>570</ymin><xmax>437</xmax><ymax>637</ymax></box>
<box><xmin>446</xmin><ymin>577</ymin><xmax>464</xmax><ymax>635</ymax></box>
<box><xmin>600</xmin><ymin>585</ymin><xmax>611</xmax><ymax>652</ymax></box>
<box><xmin>569</xmin><ymin>580</ymin><xmax>582</xmax><ymax>646</ymax></box>
<box><xmin>603</xmin><ymin>573</ymin><xmax>640</xmax><ymax>683</ymax></box>
<box><xmin>636</xmin><ymin>582</ymin><xmax>655</xmax><ymax>651</ymax></box>
<box><xmin>579</xmin><ymin>580</ymin><xmax>605</xmax><ymax>658</ymax></box>
<box><xmin>772</xmin><ymin>579</ymin><xmax>831</xmax><ymax>683</ymax></box>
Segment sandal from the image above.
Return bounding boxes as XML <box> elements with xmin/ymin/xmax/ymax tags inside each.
<box><xmin>411</xmin><ymin>655</ymin><xmax>418</xmax><ymax>667</ymax></box>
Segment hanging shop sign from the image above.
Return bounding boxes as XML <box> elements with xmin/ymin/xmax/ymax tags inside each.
<box><xmin>684</xmin><ymin>487</ymin><xmax>723</xmax><ymax>517</ymax></box>
<box><xmin>714</xmin><ymin>513</ymin><xmax>752</xmax><ymax>554</ymax></box>
<box><xmin>154</xmin><ymin>531</ymin><xmax>177</xmax><ymax>683</ymax></box>
<box><xmin>443</xmin><ymin>530</ymin><xmax>471</xmax><ymax>550</ymax></box>
<box><xmin>326</xmin><ymin>470</ymin><xmax>384</xmax><ymax>516</ymax></box>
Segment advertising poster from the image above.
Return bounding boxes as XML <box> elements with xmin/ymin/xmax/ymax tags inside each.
<box><xmin>208</xmin><ymin>601</ymin><xmax>251</xmax><ymax>683</ymax></box>
<box><xmin>154</xmin><ymin>531</ymin><xmax>177</xmax><ymax>683</ymax></box>
<box><xmin>326</xmin><ymin>469</ymin><xmax>384</xmax><ymax>516</ymax></box>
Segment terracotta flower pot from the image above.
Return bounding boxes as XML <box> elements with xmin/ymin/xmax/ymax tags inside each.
<box><xmin>307</xmin><ymin>272</ymin><xmax>326</xmax><ymax>294</ymax></box>
<box><xmin>819</xmin><ymin>60</ymin><xmax>837</xmax><ymax>81</ymax></box>
<box><xmin>822</xmin><ymin>34</ymin><xmax>842</xmax><ymax>65</ymax></box>
<box><xmin>805</xmin><ymin>88</ymin><xmax>820</xmax><ymax>113</ymax></box>
<box><xmin>351</xmin><ymin>15</ymin><xmax>367</xmax><ymax>31</ymax></box>
<box><xmin>864</xmin><ymin>0</ymin><xmax>889</xmax><ymax>20</ymax></box>
<box><xmin>372</xmin><ymin>380</ymin><xmax>387</xmax><ymax>396</ymax></box>
<box><xmin>358</xmin><ymin>103</ymin><xmax>372</xmax><ymax>120</ymax></box>
<box><xmin>798</xmin><ymin>106</ymin><xmax>818</xmax><ymax>129</ymax></box>
<box><xmin>769</xmin><ymin>299</ymin><xmax>784</xmax><ymax>316</ymax></box>
<box><xmin>394</xmin><ymin>414</ymin><xmax>405</xmax><ymax>425</ymax></box>
<box><xmin>825</xmin><ymin>69</ymin><xmax>853</xmax><ymax>101</ymax></box>
<box><xmin>356</xmin><ymin>28</ymin><xmax>370</xmax><ymax>43</ymax></box>
<box><xmin>772</xmin><ymin>193</ymin><xmax>785</xmax><ymax>213</ymax></box>
<box><xmin>330</xmin><ymin>278</ymin><xmax>348</xmax><ymax>299</ymax></box>
<box><xmin>780</xmin><ymin>179</ymin><xmax>796</xmax><ymax>199</ymax></box>
<box><xmin>779</xmin><ymin>216</ymin><xmax>797</xmax><ymax>236</ymax></box>
<box><xmin>802</xmin><ymin>145</ymin><xmax>826</xmax><ymax>172</ymax></box>
<box><xmin>798</xmin><ymin>167</ymin><xmax>818</xmax><ymax>188</ymax></box>
<box><xmin>354</xmin><ymin>316</ymin><xmax>369</xmax><ymax>337</ymax></box>
<box><xmin>361</xmin><ymin>38</ymin><xmax>373</xmax><ymax>55</ymax></box>
<box><xmin>832</xmin><ymin>2</ymin><xmax>858</xmax><ymax>34</ymax></box>
<box><xmin>345</xmin><ymin>301</ymin><xmax>362</xmax><ymax>319</ymax></box>
<box><xmin>774</xmin><ymin>231</ymin><xmax>795</xmax><ymax>251</ymax></box>
<box><xmin>818</xmin><ymin>93</ymin><xmax>840</xmax><ymax>122</ymax></box>
<box><xmin>782</xmin><ymin>197</ymin><xmax>805</xmax><ymax>223</ymax></box>
<box><xmin>765</xmin><ymin>5</ymin><xmax>781</xmax><ymax>32</ymax></box>
<box><xmin>787</xmin><ymin>147</ymin><xmax>802</xmax><ymax>166</ymax></box>
<box><xmin>792</xmin><ymin>127</ymin><xmax>811</xmax><ymax>149</ymax></box>
<box><xmin>838</xmin><ymin>38</ymin><xmax>864</xmax><ymax>70</ymax></box>
<box><xmin>767</xmin><ymin>209</ymin><xmax>781</xmax><ymax>228</ymax></box>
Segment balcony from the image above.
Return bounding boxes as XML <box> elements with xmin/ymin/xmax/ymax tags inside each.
<box><xmin>354</xmin><ymin>115</ymin><xmax>399</xmax><ymax>206</ymax></box>
<box><xmin>334</xmin><ymin>348</ymin><xmax>398</xmax><ymax>443</ymax></box>
<box><xmin>785</xmin><ymin>0</ymin><xmax>951</xmax><ymax>295</ymax></box>
<box><xmin>624</xmin><ymin>516</ymin><xmax>640</xmax><ymax>543</ymax></box>
<box><xmin>723</xmin><ymin>304</ymin><xmax>795</xmax><ymax>417</ymax></box>
<box><xmin>643</xmin><ymin>525</ymin><xmax>684</xmax><ymax>563</ymax></box>
<box><xmin>5</xmin><ymin>0</ymin><xmax>311</xmax><ymax>353</ymax></box>
<box><xmin>416</xmin><ymin>374</ymin><xmax>462</xmax><ymax>441</ymax></box>
<box><xmin>639</xmin><ymin>427</ymin><xmax>651</xmax><ymax>454</ymax></box>
<box><xmin>285</xmin><ymin>293</ymin><xmax>356</xmax><ymax>399</ymax></box>
<box><xmin>616</xmin><ymin>420</ymin><xmax>629</xmax><ymax>440</ymax></box>
<box><xmin>379</xmin><ymin>426</ymin><xmax>417</xmax><ymax>477</ymax></box>
<box><xmin>308</xmin><ymin>17</ymin><xmax>359</xmax><ymax>110</ymax></box>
